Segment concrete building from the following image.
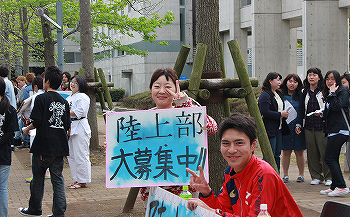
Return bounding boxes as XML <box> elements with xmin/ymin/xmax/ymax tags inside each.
<box><xmin>62</xmin><ymin>0</ymin><xmax>193</xmax><ymax>96</ymax></box>
<box><xmin>62</xmin><ymin>0</ymin><xmax>350</xmax><ymax>95</ymax></box>
<box><xmin>220</xmin><ymin>0</ymin><xmax>349</xmax><ymax>83</ymax></box>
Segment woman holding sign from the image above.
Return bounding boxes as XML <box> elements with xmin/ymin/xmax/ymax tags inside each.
<box><xmin>66</xmin><ymin>75</ymin><xmax>92</xmax><ymax>189</ymax></box>
<box><xmin>139</xmin><ymin>68</ymin><xmax>218</xmax><ymax>205</ymax></box>
<box><xmin>280</xmin><ymin>74</ymin><xmax>306</xmax><ymax>183</ymax></box>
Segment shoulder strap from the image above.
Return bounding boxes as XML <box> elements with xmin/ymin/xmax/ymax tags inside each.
<box><xmin>341</xmin><ymin>108</ymin><xmax>350</xmax><ymax>131</ymax></box>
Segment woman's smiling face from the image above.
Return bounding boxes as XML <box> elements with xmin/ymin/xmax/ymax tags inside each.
<box><xmin>150</xmin><ymin>75</ymin><xmax>176</xmax><ymax>109</ymax></box>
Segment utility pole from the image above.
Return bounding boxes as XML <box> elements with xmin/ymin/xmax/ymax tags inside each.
<box><xmin>36</xmin><ymin>1</ymin><xmax>64</xmax><ymax>71</ymax></box>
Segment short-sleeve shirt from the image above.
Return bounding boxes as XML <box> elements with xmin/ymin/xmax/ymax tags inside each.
<box><xmin>30</xmin><ymin>91</ymin><xmax>71</xmax><ymax>156</ymax></box>
<box><xmin>0</xmin><ymin>106</ymin><xmax>19</xmax><ymax>165</ymax></box>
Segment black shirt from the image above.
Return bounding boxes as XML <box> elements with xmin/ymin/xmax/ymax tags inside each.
<box><xmin>30</xmin><ymin>91</ymin><xmax>71</xmax><ymax>156</ymax></box>
<box><xmin>0</xmin><ymin>106</ymin><xmax>19</xmax><ymax>165</ymax></box>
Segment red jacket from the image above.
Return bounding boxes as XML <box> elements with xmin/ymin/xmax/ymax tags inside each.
<box><xmin>200</xmin><ymin>155</ymin><xmax>303</xmax><ymax>217</ymax></box>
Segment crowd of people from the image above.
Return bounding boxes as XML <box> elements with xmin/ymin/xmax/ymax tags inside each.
<box><xmin>0</xmin><ymin>66</ymin><xmax>91</xmax><ymax>217</ymax></box>
<box><xmin>0</xmin><ymin>65</ymin><xmax>349</xmax><ymax>217</ymax></box>
<box><xmin>258</xmin><ymin>68</ymin><xmax>350</xmax><ymax>197</ymax></box>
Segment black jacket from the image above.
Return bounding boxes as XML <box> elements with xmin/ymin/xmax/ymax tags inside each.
<box><xmin>258</xmin><ymin>90</ymin><xmax>289</xmax><ymax>138</ymax></box>
<box><xmin>323</xmin><ymin>87</ymin><xmax>350</xmax><ymax>134</ymax></box>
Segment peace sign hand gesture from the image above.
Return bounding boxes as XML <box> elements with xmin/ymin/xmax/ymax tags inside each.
<box><xmin>186</xmin><ymin>166</ymin><xmax>212</xmax><ymax>196</ymax></box>
<box><xmin>166</xmin><ymin>80</ymin><xmax>188</xmax><ymax>106</ymax></box>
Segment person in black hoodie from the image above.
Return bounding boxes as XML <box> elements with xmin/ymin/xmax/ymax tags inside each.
<box><xmin>0</xmin><ymin>77</ymin><xmax>19</xmax><ymax>217</ymax></box>
<box><xmin>319</xmin><ymin>70</ymin><xmax>349</xmax><ymax>197</ymax></box>
<box><xmin>258</xmin><ymin>72</ymin><xmax>289</xmax><ymax>172</ymax></box>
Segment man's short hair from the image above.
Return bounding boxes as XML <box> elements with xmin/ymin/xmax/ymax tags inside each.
<box><xmin>43</xmin><ymin>66</ymin><xmax>62</xmax><ymax>90</ymax></box>
<box><xmin>0</xmin><ymin>66</ymin><xmax>9</xmax><ymax>77</ymax></box>
<box><xmin>25</xmin><ymin>72</ymin><xmax>35</xmax><ymax>83</ymax></box>
<box><xmin>32</xmin><ymin>75</ymin><xmax>43</xmax><ymax>90</ymax></box>
<box><xmin>218</xmin><ymin>113</ymin><xmax>257</xmax><ymax>144</ymax></box>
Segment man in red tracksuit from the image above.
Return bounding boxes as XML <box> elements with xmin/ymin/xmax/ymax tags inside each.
<box><xmin>187</xmin><ymin>113</ymin><xmax>303</xmax><ymax>217</ymax></box>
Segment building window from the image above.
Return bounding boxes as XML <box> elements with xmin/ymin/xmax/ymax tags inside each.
<box><xmin>241</xmin><ymin>0</ymin><xmax>251</xmax><ymax>8</ymax></box>
<box><xmin>64</xmin><ymin>52</ymin><xmax>74</xmax><ymax>63</ymax></box>
<box><xmin>64</xmin><ymin>52</ymin><xmax>81</xmax><ymax>63</ymax></box>
<box><xmin>75</xmin><ymin>52</ymin><xmax>81</xmax><ymax>62</ymax></box>
<box><xmin>180</xmin><ymin>0</ymin><xmax>185</xmax><ymax>6</ymax></box>
<box><xmin>118</xmin><ymin>50</ymin><xmax>125</xmax><ymax>56</ymax></box>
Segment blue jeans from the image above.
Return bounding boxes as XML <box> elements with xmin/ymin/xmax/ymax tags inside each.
<box><xmin>0</xmin><ymin>165</ymin><xmax>10</xmax><ymax>217</ymax></box>
<box><xmin>28</xmin><ymin>155</ymin><xmax>66</xmax><ymax>217</ymax></box>
<box><xmin>14</xmin><ymin>115</ymin><xmax>29</xmax><ymax>143</ymax></box>
<box><xmin>269</xmin><ymin>129</ymin><xmax>282</xmax><ymax>172</ymax></box>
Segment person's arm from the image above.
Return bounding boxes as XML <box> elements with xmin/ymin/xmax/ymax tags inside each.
<box><xmin>258</xmin><ymin>91</ymin><xmax>281</xmax><ymax>120</ymax></box>
<box><xmin>295</xmin><ymin>91</ymin><xmax>306</xmax><ymax>134</ymax></box>
<box><xmin>70</xmin><ymin>95</ymin><xmax>89</xmax><ymax>118</ymax></box>
<box><xmin>29</xmin><ymin>94</ymin><xmax>43</xmax><ymax>129</ymax></box>
<box><xmin>327</xmin><ymin>87</ymin><xmax>349</xmax><ymax>112</ymax></box>
<box><xmin>186</xmin><ymin>166</ymin><xmax>234</xmax><ymax>215</ymax></box>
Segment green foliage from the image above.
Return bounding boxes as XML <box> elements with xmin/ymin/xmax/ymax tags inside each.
<box><xmin>0</xmin><ymin>0</ymin><xmax>175</xmax><ymax>68</ymax></box>
<box><xmin>96</xmin><ymin>87</ymin><xmax>126</xmax><ymax>102</ymax></box>
<box><xmin>297</xmin><ymin>39</ymin><xmax>302</xmax><ymax>48</ymax></box>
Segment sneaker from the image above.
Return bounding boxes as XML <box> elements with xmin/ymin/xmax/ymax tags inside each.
<box><xmin>18</xmin><ymin>207</ymin><xmax>42</xmax><ymax>216</ymax></box>
<box><xmin>328</xmin><ymin>187</ymin><xmax>349</xmax><ymax>197</ymax></box>
<box><xmin>310</xmin><ymin>179</ymin><xmax>321</xmax><ymax>185</ymax></box>
<box><xmin>46</xmin><ymin>215</ymin><xmax>53</xmax><ymax>217</ymax></box>
<box><xmin>26</xmin><ymin>177</ymin><xmax>32</xmax><ymax>183</ymax></box>
<box><xmin>320</xmin><ymin>188</ymin><xmax>333</xmax><ymax>195</ymax></box>
<box><xmin>325</xmin><ymin>180</ymin><xmax>332</xmax><ymax>186</ymax></box>
<box><xmin>282</xmin><ymin>176</ymin><xmax>289</xmax><ymax>183</ymax></box>
<box><xmin>296</xmin><ymin>176</ymin><xmax>304</xmax><ymax>182</ymax></box>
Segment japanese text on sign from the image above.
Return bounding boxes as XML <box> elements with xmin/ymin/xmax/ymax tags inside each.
<box><xmin>145</xmin><ymin>187</ymin><xmax>220</xmax><ymax>217</ymax></box>
<box><xmin>106</xmin><ymin>107</ymin><xmax>209</xmax><ymax>188</ymax></box>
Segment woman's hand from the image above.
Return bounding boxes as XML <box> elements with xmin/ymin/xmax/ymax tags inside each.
<box><xmin>329</xmin><ymin>83</ymin><xmax>338</xmax><ymax>93</ymax></box>
<box><xmin>295</xmin><ymin>126</ymin><xmax>301</xmax><ymax>135</ymax></box>
<box><xmin>166</xmin><ymin>80</ymin><xmax>185</xmax><ymax>101</ymax></box>
<box><xmin>187</xmin><ymin>198</ymin><xmax>215</xmax><ymax>212</ymax></box>
<box><xmin>186</xmin><ymin>166</ymin><xmax>211</xmax><ymax>196</ymax></box>
<box><xmin>281</xmin><ymin>110</ymin><xmax>289</xmax><ymax>118</ymax></box>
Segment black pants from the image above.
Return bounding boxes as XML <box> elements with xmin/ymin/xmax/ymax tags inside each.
<box><xmin>324</xmin><ymin>134</ymin><xmax>348</xmax><ymax>190</ymax></box>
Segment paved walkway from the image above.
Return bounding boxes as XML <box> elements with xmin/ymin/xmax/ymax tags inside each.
<box><xmin>7</xmin><ymin>116</ymin><xmax>350</xmax><ymax>216</ymax></box>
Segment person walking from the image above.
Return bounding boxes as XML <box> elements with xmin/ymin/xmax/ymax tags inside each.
<box><xmin>296</xmin><ymin>67</ymin><xmax>332</xmax><ymax>186</ymax></box>
<box><xmin>280</xmin><ymin>74</ymin><xmax>306</xmax><ymax>183</ymax></box>
<box><xmin>66</xmin><ymin>75</ymin><xmax>91</xmax><ymax>189</ymax></box>
<box><xmin>320</xmin><ymin>70</ymin><xmax>349</xmax><ymax>196</ymax></box>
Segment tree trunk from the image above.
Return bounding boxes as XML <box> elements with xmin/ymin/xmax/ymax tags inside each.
<box><xmin>80</xmin><ymin>0</ymin><xmax>99</xmax><ymax>150</ymax></box>
<box><xmin>196</xmin><ymin>0</ymin><xmax>220</xmax><ymax>73</ymax></box>
<box><xmin>195</xmin><ymin>0</ymin><xmax>225</xmax><ymax>193</ymax></box>
<box><xmin>20</xmin><ymin>8</ymin><xmax>29</xmax><ymax>74</ymax></box>
<box><xmin>41</xmin><ymin>10</ymin><xmax>55</xmax><ymax>68</ymax></box>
